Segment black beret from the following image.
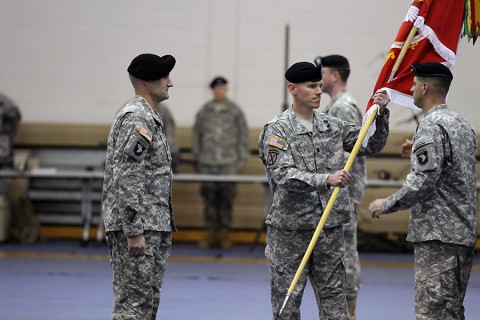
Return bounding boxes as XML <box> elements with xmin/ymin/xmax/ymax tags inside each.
<box><xmin>285</xmin><ymin>62</ymin><xmax>323</xmax><ymax>83</ymax></box>
<box><xmin>320</xmin><ymin>55</ymin><xmax>350</xmax><ymax>69</ymax></box>
<box><xmin>210</xmin><ymin>76</ymin><xmax>228</xmax><ymax>88</ymax></box>
<box><xmin>127</xmin><ymin>53</ymin><xmax>176</xmax><ymax>81</ymax></box>
<box><xmin>411</xmin><ymin>62</ymin><xmax>453</xmax><ymax>81</ymax></box>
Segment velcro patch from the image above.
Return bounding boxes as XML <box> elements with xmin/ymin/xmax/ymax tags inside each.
<box><xmin>128</xmin><ymin>137</ymin><xmax>149</xmax><ymax>161</ymax></box>
<box><xmin>267</xmin><ymin>149</ymin><xmax>279</xmax><ymax>166</ymax></box>
<box><xmin>412</xmin><ymin>136</ymin><xmax>434</xmax><ymax>171</ymax></box>
<box><xmin>139</xmin><ymin>126</ymin><xmax>153</xmax><ymax>142</ymax></box>
<box><xmin>267</xmin><ymin>136</ymin><xmax>287</xmax><ymax>150</ymax></box>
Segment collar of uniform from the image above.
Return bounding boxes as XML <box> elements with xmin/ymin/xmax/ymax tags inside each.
<box><xmin>287</xmin><ymin>108</ymin><xmax>330</xmax><ymax>134</ymax></box>
<box><xmin>135</xmin><ymin>95</ymin><xmax>163</xmax><ymax>125</ymax></box>
<box><xmin>424</xmin><ymin>104</ymin><xmax>448</xmax><ymax>118</ymax></box>
<box><xmin>207</xmin><ymin>99</ymin><xmax>230</xmax><ymax>111</ymax></box>
<box><xmin>288</xmin><ymin>107</ymin><xmax>310</xmax><ymax>134</ymax></box>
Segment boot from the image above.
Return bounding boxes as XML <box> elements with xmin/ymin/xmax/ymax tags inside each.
<box><xmin>219</xmin><ymin>228</ymin><xmax>232</xmax><ymax>249</ymax></box>
<box><xmin>199</xmin><ymin>228</ymin><xmax>215</xmax><ymax>249</ymax></box>
<box><xmin>347</xmin><ymin>298</ymin><xmax>357</xmax><ymax>320</ymax></box>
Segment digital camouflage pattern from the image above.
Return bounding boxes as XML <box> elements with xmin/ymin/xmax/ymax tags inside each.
<box><xmin>414</xmin><ymin>240</ymin><xmax>474</xmax><ymax>319</ymax></box>
<box><xmin>192</xmin><ymin>99</ymin><xmax>249</xmax><ymax>167</ymax></box>
<box><xmin>381</xmin><ymin>105</ymin><xmax>477</xmax><ymax>247</ymax></box>
<box><xmin>103</xmin><ymin>96</ymin><xmax>176</xmax><ymax>237</ymax></box>
<box><xmin>259</xmin><ymin>107</ymin><xmax>389</xmax><ymax>230</ymax></box>
<box><xmin>103</xmin><ymin>96</ymin><xmax>176</xmax><ymax>320</ymax></box>
<box><xmin>381</xmin><ymin>104</ymin><xmax>477</xmax><ymax>319</ymax></box>
<box><xmin>106</xmin><ymin>230</ymin><xmax>172</xmax><ymax>320</ymax></box>
<box><xmin>0</xmin><ymin>93</ymin><xmax>21</xmax><ymax>169</ymax></box>
<box><xmin>259</xmin><ymin>107</ymin><xmax>389</xmax><ymax>319</ymax></box>
<box><xmin>192</xmin><ymin>99</ymin><xmax>249</xmax><ymax>230</ymax></box>
<box><xmin>200</xmin><ymin>164</ymin><xmax>237</xmax><ymax>229</ymax></box>
<box><xmin>324</xmin><ymin>90</ymin><xmax>366</xmax><ymax>204</ymax></box>
<box><xmin>155</xmin><ymin>103</ymin><xmax>180</xmax><ymax>169</ymax></box>
<box><xmin>266</xmin><ymin>226</ymin><xmax>348</xmax><ymax>320</ymax></box>
<box><xmin>324</xmin><ymin>89</ymin><xmax>364</xmax><ymax>301</ymax></box>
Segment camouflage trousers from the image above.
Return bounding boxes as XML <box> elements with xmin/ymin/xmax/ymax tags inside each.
<box><xmin>343</xmin><ymin>203</ymin><xmax>360</xmax><ymax>301</ymax></box>
<box><xmin>265</xmin><ymin>225</ymin><xmax>349</xmax><ymax>320</ymax></box>
<box><xmin>106</xmin><ymin>230</ymin><xmax>172</xmax><ymax>320</ymax></box>
<box><xmin>413</xmin><ymin>240</ymin><xmax>474</xmax><ymax>320</ymax></box>
<box><xmin>200</xmin><ymin>165</ymin><xmax>237</xmax><ymax>229</ymax></box>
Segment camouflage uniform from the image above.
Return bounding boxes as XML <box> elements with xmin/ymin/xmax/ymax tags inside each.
<box><xmin>192</xmin><ymin>99</ymin><xmax>249</xmax><ymax>231</ymax></box>
<box><xmin>381</xmin><ymin>104</ymin><xmax>477</xmax><ymax>320</ymax></box>
<box><xmin>259</xmin><ymin>107</ymin><xmax>389</xmax><ymax>319</ymax></box>
<box><xmin>324</xmin><ymin>90</ymin><xmax>365</xmax><ymax>302</ymax></box>
<box><xmin>155</xmin><ymin>103</ymin><xmax>180</xmax><ymax>172</ymax></box>
<box><xmin>0</xmin><ymin>94</ymin><xmax>21</xmax><ymax>193</ymax></box>
<box><xmin>103</xmin><ymin>96</ymin><xmax>176</xmax><ymax>320</ymax></box>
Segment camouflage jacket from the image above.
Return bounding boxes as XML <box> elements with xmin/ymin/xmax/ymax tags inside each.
<box><xmin>155</xmin><ymin>103</ymin><xmax>179</xmax><ymax>157</ymax></box>
<box><xmin>259</xmin><ymin>107</ymin><xmax>389</xmax><ymax>230</ymax></box>
<box><xmin>192</xmin><ymin>99</ymin><xmax>249</xmax><ymax>167</ymax></box>
<box><xmin>324</xmin><ymin>90</ymin><xmax>366</xmax><ymax>204</ymax></box>
<box><xmin>382</xmin><ymin>105</ymin><xmax>477</xmax><ymax>247</ymax></box>
<box><xmin>102</xmin><ymin>96</ymin><xmax>176</xmax><ymax>237</ymax></box>
<box><xmin>0</xmin><ymin>93</ymin><xmax>21</xmax><ymax>168</ymax></box>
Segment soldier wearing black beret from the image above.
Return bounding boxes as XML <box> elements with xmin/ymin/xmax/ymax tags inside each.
<box><xmin>285</xmin><ymin>61</ymin><xmax>323</xmax><ymax>83</ymax></box>
<box><xmin>369</xmin><ymin>61</ymin><xmax>477</xmax><ymax>319</ymax></box>
<box><xmin>209</xmin><ymin>76</ymin><xmax>228</xmax><ymax>88</ymax></box>
<box><xmin>103</xmin><ymin>53</ymin><xmax>177</xmax><ymax>319</ymax></box>
<box><xmin>193</xmin><ymin>75</ymin><xmax>249</xmax><ymax>249</ymax></box>
<box><xmin>259</xmin><ymin>61</ymin><xmax>390</xmax><ymax>319</ymax></box>
<box><xmin>127</xmin><ymin>53</ymin><xmax>176</xmax><ymax>81</ymax></box>
<box><xmin>315</xmin><ymin>53</ymin><xmax>364</xmax><ymax>320</ymax></box>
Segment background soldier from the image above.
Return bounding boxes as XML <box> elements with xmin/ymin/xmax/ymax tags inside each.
<box><xmin>103</xmin><ymin>53</ymin><xmax>176</xmax><ymax>320</ymax></box>
<box><xmin>155</xmin><ymin>103</ymin><xmax>180</xmax><ymax>172</ymax></box>
<box><xmin>316</xmin><ymin>54</ymin><xmax>365</xmax><ymax>319</ymax></box>
<box><xmin>0</xmin><ymin>93</ymin><xmax>21</xmax><ymax>242</ymax></box>
<box><xmin>259</xmin><ymin>61</ymin><xmax>390</xmax><ymax>319</ymax></box>
<box><xmin>193</xmin><ymin>76</ymin><xmax>249</xmax><ymax>249</ymax></box>
<box><xmin>369</xmin><ymin>62</ymin><xmax>477</xmax><ymax>319</ymax></box>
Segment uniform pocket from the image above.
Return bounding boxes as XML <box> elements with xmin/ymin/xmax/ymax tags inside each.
<box><xmin>415</xmin><ymin>255</ymin><xmax>458</xmax><ymax>315</ymax></box>
<box><xmin>416</xmin><ymin>255</ymin><xmax>457</xmax><ymax>282</ymax></box>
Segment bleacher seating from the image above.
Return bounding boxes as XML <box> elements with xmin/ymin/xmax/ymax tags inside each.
<box><xmin>12</xmin><ymin>123</ymin><xmax>480</xmax><ymax>243</ymax></box>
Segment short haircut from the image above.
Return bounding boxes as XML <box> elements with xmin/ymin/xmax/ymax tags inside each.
<box><xmin>330</xmin><ymin>66</ymin><xmax>350</xmax><ymax>83</ymax></box>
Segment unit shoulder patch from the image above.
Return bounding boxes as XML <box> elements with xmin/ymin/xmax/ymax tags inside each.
<box><xmin>127</xmin><ymin>135</ymin><xmax>149</xmax><ymax>161</ymax></box>
<box><xmin>412</xmin><ymin>135</ymin><xmax>434</xmax><ymax>171</ymax></box>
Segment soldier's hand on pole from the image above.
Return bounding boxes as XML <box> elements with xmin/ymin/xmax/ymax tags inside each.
<box><xmin>326</xmin><ymin>169</ymin><xmax>352</xmax><ymax>188</ymax></box>
<box><xmin>372</xmin><ymin>90</ymin><xmax>390</xmax><ymax>114</ymax></box>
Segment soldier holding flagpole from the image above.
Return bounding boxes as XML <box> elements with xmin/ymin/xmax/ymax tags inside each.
<box><xmin>259</xmin><ymin>61</ymin><xmax>390</xmax><ymax>319</ymax></box>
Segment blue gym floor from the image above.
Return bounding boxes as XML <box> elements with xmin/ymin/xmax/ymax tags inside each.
<box><xmin>1</xmin><ymin>240</ymin><xmax>479</xmax><ymax>319</ymax></box>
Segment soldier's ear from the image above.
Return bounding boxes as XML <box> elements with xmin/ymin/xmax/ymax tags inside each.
<box><xmin>287</xmin><ymin>83</ymin><xmax>296</xmax><ymax>96</ymax></box>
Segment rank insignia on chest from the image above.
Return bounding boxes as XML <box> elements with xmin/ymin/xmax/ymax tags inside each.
<box><xmin>267</xmin><ymin>136</ymin><xmax>287</xmax><ymax>150</ymax></box>
<box><xmin>139</xmin><ymin>125</ymin><xmax>153</xmax><ymax>142</ymax></box>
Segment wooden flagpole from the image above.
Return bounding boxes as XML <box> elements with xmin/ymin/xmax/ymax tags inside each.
<box><xmin>388</xmin><ymin>26</ymin><xmax>418</xmax><ymax>82</ymax></box>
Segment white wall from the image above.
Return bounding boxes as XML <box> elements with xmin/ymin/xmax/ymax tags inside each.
<box><xmin>1</xmin><ymin>0</ymin><xmax>479</xmax><ymax>133</ymax></box>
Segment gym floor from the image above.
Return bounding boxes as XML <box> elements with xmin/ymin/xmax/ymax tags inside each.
<box><xmin>1</xmin><ymin>240</ymin><xmax>479</xmax><ymax>320</ymax></box>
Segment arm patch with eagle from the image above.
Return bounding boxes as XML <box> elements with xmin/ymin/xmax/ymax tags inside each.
<box><xmin>127</xmin><ymin>126</ymin><xmax>152</xmax><ymax>161</ymax></box>
<box><xmin>412</xmin><ymin>135</ymin><xmax>434</xmax><ymax>171</ymax></box>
